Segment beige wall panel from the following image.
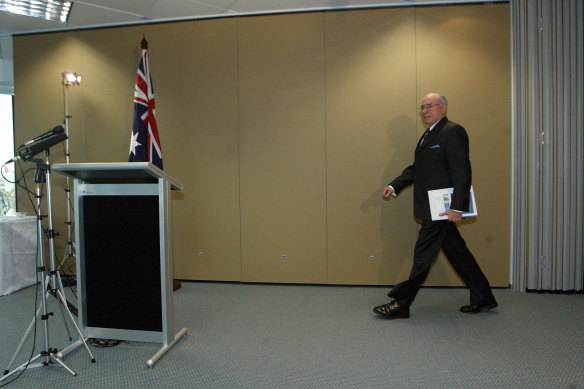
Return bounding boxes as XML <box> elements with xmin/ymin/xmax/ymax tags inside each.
<box><xmin>148</xmin><ymin>20</ymin><xmax>241</xmax><ymax>281</ymax></box>
<box><xmin>325</xmin><ymin>8</ymin><xmax>419</xmax><ymax>285</ymax></box>
<box><xmin>73</xmin><ymin>27</ymin><xmax>143</xmax><ymax>164</ymax></box>
<box><xmin>415</xmin><ymin>4</ymin><xmax>511</xmax><ymax>287</ymax></box>
<box><xmin>238</xmin><ymin>13</ymin><xmax>327</xmax><ymax>283</ymax></box>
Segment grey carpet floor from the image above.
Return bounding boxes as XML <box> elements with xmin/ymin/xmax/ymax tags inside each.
<box><xmin>1</xmin><ymin>282</ymin><xmax>583</xmax><ymax>388</ymax></box>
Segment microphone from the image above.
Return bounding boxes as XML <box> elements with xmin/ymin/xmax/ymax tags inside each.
<box><xmin>21</xmin><ymin>125</ymin><xmax>65</xmax><ymax>147</ymax></box>
<box><xmin>5</xmin><ymin>132</ymin><xmax>68</xmax><ymax>164</ymax></box>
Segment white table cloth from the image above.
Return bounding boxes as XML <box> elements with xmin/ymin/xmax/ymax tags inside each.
<box><xmin>0</xmin><ymin>216</ymin><xmax>37</xmax><ymax>296</ymax></box>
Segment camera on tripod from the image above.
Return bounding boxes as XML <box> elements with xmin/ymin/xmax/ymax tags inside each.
<box><xmin>1</xmin><ymin>124</ymin><xmax>96</xmax><ymax>383</ymax></box>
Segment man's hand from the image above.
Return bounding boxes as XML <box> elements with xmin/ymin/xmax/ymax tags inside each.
<box><xmin>439</xmin><ymin>209</ymin><xmax>462</xmax><ymax>222</ymax></box>
<box><xmin>383</xmin><ymin>186</ymin><xmax>394</xmax><ymax>198</ymax></box>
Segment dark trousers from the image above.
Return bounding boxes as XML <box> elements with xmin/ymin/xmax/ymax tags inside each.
<box><xmin>388</xmin><ymin>220</ymin><xmax>495</xmax><ymax>308</ymax></box>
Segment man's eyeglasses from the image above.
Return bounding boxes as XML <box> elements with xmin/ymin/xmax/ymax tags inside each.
<box><xmin>420</xmin><ymin>103</ymin><xmax>441</xmax><ymax>111</ymax></box>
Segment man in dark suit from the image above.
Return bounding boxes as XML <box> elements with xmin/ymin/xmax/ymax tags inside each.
<box><xmin>373</xmin><ymin>92</ymin><xmax>497</xmax><ymax>319</ymax></box>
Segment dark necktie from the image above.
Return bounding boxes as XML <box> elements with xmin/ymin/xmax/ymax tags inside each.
<box><xmin>419</xmin><ymin>128</ymin><xmax>431</xmax><ymax>147</ymax></box>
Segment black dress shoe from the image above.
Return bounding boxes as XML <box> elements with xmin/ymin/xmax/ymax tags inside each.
<box><xmin>373</xmin><ymin>300</ymin><xmax>410</xmax><ymax>319</ymax></box>
<box><xmin>460</xmin><ymin>301</ymin><xmax>498</xmax><ymax>314</ymax></box>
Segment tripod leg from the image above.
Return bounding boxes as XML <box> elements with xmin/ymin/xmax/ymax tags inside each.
<box><xmin>3</xmin><ymin>273</ymin><xmax>51</xmax><ymax>373</ymax></box>
<box><xmin>49</xmin><ymin>354</ymin><xmax>76</xmax><ymax>376</ymax></box>
<box><xmin>0</xmin><ymin>354</ymin><xmax>42</xmax><ymax>383</ymax></box>
<box><xmin>53</xmin><ymin>284</ymin><xmax>96</xmax><ymax>362</ymax></box>
<box><xmin>3</xmin><ymin>303</ymin><xmax>42</xmax><ymax>374</ymax></box>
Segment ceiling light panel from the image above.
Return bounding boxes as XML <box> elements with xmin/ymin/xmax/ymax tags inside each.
<box><xmin>0</xmin><ymin>0</ymin><xmax>72</xmax><ymax>23</ymax></box>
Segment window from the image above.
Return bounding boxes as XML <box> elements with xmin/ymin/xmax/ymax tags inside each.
<box><xmin>0</xmin><ymin>94</ymin><xmax>15</xmax><ymax>216</ymax></box>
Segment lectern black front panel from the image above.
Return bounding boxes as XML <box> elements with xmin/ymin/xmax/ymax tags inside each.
<box><xmin>82</xmin><ymin>195</ymin><xmax>162</xmax><ymax>332</ymax></box>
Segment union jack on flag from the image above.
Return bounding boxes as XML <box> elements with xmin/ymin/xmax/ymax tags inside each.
<box><xmin>129</xmin><ymin>44</ymin><xmax>163</xmax><ymax>169</ymax></box>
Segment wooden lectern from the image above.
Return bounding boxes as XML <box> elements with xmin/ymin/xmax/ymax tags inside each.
<box><xmin>52</xmin><ymin>162</ymin><xmax>187</xmax><ymax>367</ymax></box>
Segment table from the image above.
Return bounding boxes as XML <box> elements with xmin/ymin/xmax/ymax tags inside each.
<box><xmin>0</xmin><ymin>216</ymin><xmax>37</xmax><ymax>296</ymax></box>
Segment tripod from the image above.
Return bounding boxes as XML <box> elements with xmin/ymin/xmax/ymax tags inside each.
<box><xmin>1</xmin><ymin>152</ymin><xmax>95</xmax><ymax>383</ymax></box>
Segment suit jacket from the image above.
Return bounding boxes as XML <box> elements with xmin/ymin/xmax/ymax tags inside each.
<box><xmin>389</xmin><ymin>117</ymin><xmax>472</xmax><ymax>221</ymax></box>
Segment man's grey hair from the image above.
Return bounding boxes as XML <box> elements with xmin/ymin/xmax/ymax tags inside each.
<box><xmin>438</xmin><ymin>95</ymin><xmax>448</xmax><ymax>106</ymax></box>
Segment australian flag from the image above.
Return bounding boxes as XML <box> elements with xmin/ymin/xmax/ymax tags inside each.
<box><xmin>129</xmin><ymin>41</ymin><xmax>163</xmax><ymax>169</ymax></box>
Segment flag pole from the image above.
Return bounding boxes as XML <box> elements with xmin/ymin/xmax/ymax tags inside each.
<box><xmin>136</xmin><ymin>34</ymin><xmax>180</xmax><ymax>291</ymax></box>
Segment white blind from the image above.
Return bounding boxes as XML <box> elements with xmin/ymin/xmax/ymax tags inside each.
<box><xmin>0</xmin><ymin>37</ymin><xmax>13</xmax><ymax>95</ymax></box>
<box><xmin>510</xmin><ymin>0</ymin><xmax>584</xmax><ymax>291</ymax></box>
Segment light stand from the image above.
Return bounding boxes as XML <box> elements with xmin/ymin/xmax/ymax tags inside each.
<box><xmin>1</xmin><ymin>141</ymin><xmax>95</xmax><ymax>384</ymax></box>
<box><xmin>60</xmin><ymin>71</ymin><xmax>81</xmax><ymax>273</ymax></box>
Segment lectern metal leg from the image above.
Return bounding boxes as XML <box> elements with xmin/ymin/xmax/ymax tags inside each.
<box><xmin>146</xmin><ymin>327</ymin><xmax>188</xmax><ymax>368</ymax></box>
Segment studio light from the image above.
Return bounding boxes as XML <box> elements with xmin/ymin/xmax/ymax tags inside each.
<box><xmin>62</xmin><ymin>71</ymin><xmax>81</xmax><ymax>86</ymax></box>
<box><xmin>0</xmin><ymin>0</ymin><xmax>73</xmax><ymax>23</ymax></box>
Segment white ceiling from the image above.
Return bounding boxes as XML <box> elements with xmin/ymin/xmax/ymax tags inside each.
<box><xmin>0</xmin><ymin>0</ymin><xmax>494</xmax><ymax>37</ymax></box>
